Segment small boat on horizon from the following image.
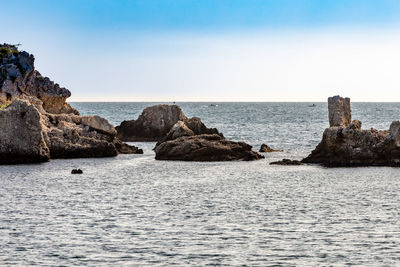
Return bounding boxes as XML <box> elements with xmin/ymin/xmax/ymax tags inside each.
<box><xmin>209</xmin><ymin>104</ymin><xmax>218</xmax><ymax>107</ymax></box>
<box><xmin>309</xmin><ymin>104</ymin><xmax>316</xmax><ymax>107</ymax></box>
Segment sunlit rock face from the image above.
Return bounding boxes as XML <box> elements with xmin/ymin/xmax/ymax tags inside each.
<box><xmin>303</xmin><ymin>96</ymin><xmax>400</xmax><ymax>167</ymax></box>
<box><xmin>0</xmin><ymin>44</ymin><xmax>141</xmax><ymax>164</ymax></box>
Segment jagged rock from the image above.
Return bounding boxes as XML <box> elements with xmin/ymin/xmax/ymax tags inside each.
<box><xmin>328</xmin><ymin>95</ymin><xmax>351</xmax><ymax>127</ymax></box>
<box><xmin>270</xmin><ymin>159</ymin><xmax>303</xmax><ymax>165</ymax></box>
<box><xmin>0</xmin><ymin>44</ymin><xmax>77</xmax><ymax>115</ymax></box>
<box><xmin>302</xmin><ymin>96</ymin><xmax>400</xmax><ymax>167</ymax></box>
<box><xmin>0</xmin><ymin>44</ymin><xmax>141</xmax><ymax>164</ymax></box>
<box><xmin>259</xmin><ymin>144</ymin><xmax>283</xmax><ymax>152</ymax></box>
<box><xmin>154</xmin><ymin>134</ymin><xmax>264</xmax><ymax>161</ymax></box>
<box><xmin>116</xmin><ymin>104</ymin><xmax>221</xmax><ymax>141</ymax></box>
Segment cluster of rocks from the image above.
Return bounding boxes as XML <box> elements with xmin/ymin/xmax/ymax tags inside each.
<box><xmin>117</xmin><ymin>104</ymin><xmax>263</xmax><ymax>161</ymax></box>
<box><xmin>116</xmin><ymin>104</ymin><xmax>221</xmax><ymax>141</ymax></box>
<box><xmin>4</xmin><ymin>45</ymin><xmax>397</xmax><ymax>167</ymax></box>
<box><xmin>0</xmin><ymin>44</ymin><xmax>142</xmax><ymax>164</ymax></box>
<box><xmin>302</xmin><ymin>95</ymin><xmax>400</xmax><ymax>167</ymax></box>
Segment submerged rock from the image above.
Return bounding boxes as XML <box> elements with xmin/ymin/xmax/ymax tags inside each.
<box><xmin>302</xmin><ymin>95</ymin><xmax>400</xmax><ymax>167</ymax></box>
<box><xmin>259</xmin><ymin>144</ymin><xmax>283</xmax><ymax>153</ymax></box>
<box><xmin>0</xmin><ymin>44</ymin><xmax>141</xmax><ymax>164</ymax></box>
<box><xmin>116</xmin><ymin>104</ymin><xmax>221</xmax><ymax>141</ymax></box>
<box><xmin>154</xmin><ymin>134</ymin><xmax>264</xmax><ymax>161</ymax></box>
<box><xmin>270</xmin><ymin>159</ymin><xmax>303</xmax><ymax>165</ymax></box>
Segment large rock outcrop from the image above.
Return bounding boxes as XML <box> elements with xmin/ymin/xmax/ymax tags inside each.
<box><xmin>302</xmin><ymin>96</ymin><xmax>400</xmax><ymax>167</ymax></box>
<box><xmin>118</xmin><ymin>103</ymin><xmax>263</xmax><ymax>161</ymax></box>
<box><xmin>116</xmin><ymin>104</ymin><xmax>221</xmax><ymax>141</ymax></box>
<box><xmin>154</xmin><ymin>134</ymin><xmax>264</xmax><ymax>161</ymax></box>
<box><xmin>0</xmin><ymin>44</ymin><xmax>141</xmax><ymax>164</ymax></box>
<box><xmin>152</xmin><ymin>113</ymin><xmax>263</xmax><ymax>161</ymax></box>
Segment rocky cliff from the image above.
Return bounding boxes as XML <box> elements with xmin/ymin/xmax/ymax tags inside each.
<box><xmin>0</xmin><ymin>44</ymin><xmax>141</xmax><ymax>164</ymax></box>
<box><xmin>302</xmin><ymin>95</ymin><xmax>400</xmax><ymax>167</ymax></box>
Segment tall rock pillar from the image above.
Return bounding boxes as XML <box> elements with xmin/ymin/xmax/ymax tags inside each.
<box><xmin>328</xmin><ymin>95</ymin><xmax>351</xmax><ymax>127</ymax></box>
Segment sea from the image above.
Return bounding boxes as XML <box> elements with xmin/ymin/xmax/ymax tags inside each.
<box><xmin>1</xmin><ymin>102</ymin><xmax>400</xmax><ymax>266</ymax></box>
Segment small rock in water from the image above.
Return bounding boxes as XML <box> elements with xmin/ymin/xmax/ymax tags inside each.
<box><xmin>270</xmin><ymin>159</ymin><xmax>303</xmax><ymax>165</ymax></box>
<box><xmin>259</xmin><ymin>144</ymin><xmax>283</xmax><ymax>153</ymax></box>
<box><xmin>71</xmin><ymin>169</ymin><xmax>83</xmax><ymax>174</ymax></box>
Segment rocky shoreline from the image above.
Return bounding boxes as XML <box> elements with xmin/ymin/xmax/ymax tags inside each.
<box><xmin>0</xmin><ymin>44</ymin><xmax>142</xmax><ymax>164</ymax></box>
<box><xmin>2</xmin><ymin>44</ymin><xmax>400</xmax><ymax>166</ymax></box>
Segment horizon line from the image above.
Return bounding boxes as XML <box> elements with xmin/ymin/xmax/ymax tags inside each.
<box><xmin>68</xmin><ymin>100</ymin><xmax>400</xmax><ymax>103</ymax></box>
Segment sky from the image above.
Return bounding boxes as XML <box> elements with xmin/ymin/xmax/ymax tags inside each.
<box><xmin>3</xmin><ymin>0</ymin><xmax>400</xmax><ymax>101</ymax></box>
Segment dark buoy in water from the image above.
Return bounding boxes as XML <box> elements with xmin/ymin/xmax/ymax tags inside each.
<box><xmin>71</xmin><ymin>169</ymin><xmax>83</xmax><ymax>174</ymax></box>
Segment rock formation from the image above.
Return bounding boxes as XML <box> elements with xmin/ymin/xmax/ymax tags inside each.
<box><xmin>154</xmin><ymin>134</ymin><xmax>264</xmax><ymax>161</ymax></box>
<box><xmin>302</xmin><ymin>95</ymin><xmax>400</xmax><ymax>167</ymax></box>
<box><xmin>151</xmin><ymin>114</ymin><xmax>263</xmax><ymax>161</ymax></box>
<box><xmin>0</xmin><ymin>44</ymin><xmax>141</xmax><ymax>164</ymax></box>
<box><xmin>116</xmin><ymin>104</ymin><xmax>221</xmax><ymax>141</ymax></box>
<box><xmin>120</xmin><ymin>104</ymin><xmax>264</xmax><ymax>161</ymax></box>
<box><xmin>328</xmin><ymin>95</ymin><xmax>351</xmax><ymax>127</ymax></box>
<box><xmin>259</xmin><ymin>144</ymin><xmax>283</xmax><ymax>152</ymax></box>
<box><xmin>1</xmin><ymin>44</ymin><xmax>78</xmax><ymax>115</ymax></box>
<box><xmin>270</xmin><ymin>159</ymin><xmax>303</xmax><ymax>165</ymax></box>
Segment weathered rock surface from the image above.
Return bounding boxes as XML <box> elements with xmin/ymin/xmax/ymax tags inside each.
<box><xmin>302</xmin><ymin>96</ymin><xmax>400</xmax><ymax>167</ymax></box>
<box><xmin>116</xmin><ymin>104</ymin><xmax>221</xmax><ymax>141</ymax></box>
<box><xmin>328</xmin><ymin>95</ymin><xmax>351</xmax><ymax>127</ymax></box>
<box><xmin>0</xmin><ymin>44</ymin><xmax>141</xmax><ymax>164</ymax></box>
<box><xmin>0</xmin><ymin>99</ymin><xmax>50</xmax><ymax>164</ymax></box>
<box><xmin>154</xmin><ymin>134</ymin><xmax>264</xmax><ymax>161</ymax></box>
<box><xmin>259</xmin><ymin>144</ymin><xmax>283</xmax><ymax>152</ymax></box>
<box><xmin>270</xmin><ymin>159</ymin><xmax>303</xmax><ymax>165</ymax></box>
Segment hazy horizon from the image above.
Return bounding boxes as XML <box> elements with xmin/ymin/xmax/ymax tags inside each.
<box><xmin>3</xmin><ymin>0</ymin><xmax>400</xmax><ymax>102</ymax></box>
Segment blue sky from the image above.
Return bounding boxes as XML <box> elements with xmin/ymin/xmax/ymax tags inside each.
<box><xmin>5</xmin><ymin>0</ymin><xmax>400</xmax><ymax>31</ymax></box>
<box><xmin>3</xmin><ymin>0</ymin><xmax>400</xmax><ymax>101</ymax></box>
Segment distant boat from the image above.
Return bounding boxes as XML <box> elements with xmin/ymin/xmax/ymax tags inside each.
<box><xmin>209</xmin><ymin>104</ymin><xmax>218</xmax><ymax>107</ymax></box>
<box><xmin>308</xmin><ymin>104</ymin><xmax>316</xmax><ymax>107</ymax></box>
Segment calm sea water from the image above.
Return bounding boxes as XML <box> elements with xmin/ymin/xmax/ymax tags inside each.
<box><xmin>1</xmin><ymin>102</ymin><xmax>400</xmax><ymax>266</ymax></box>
